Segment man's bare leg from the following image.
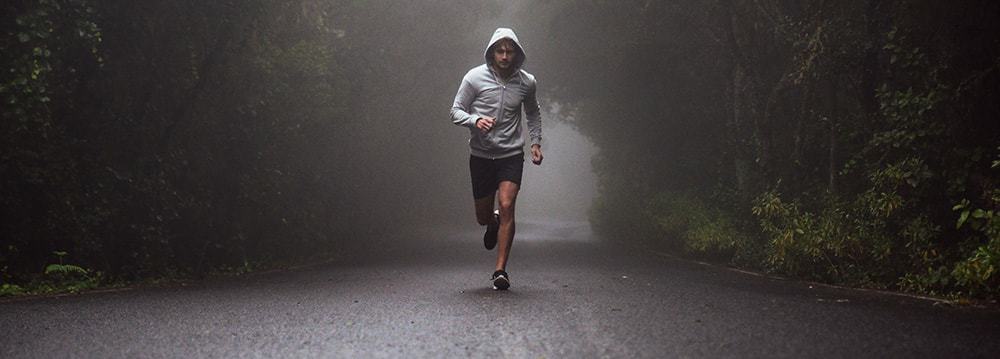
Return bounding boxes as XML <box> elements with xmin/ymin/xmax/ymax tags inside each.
<box><xmin>474</xmin><ymin>194</ymin><xmax>499</xmax><ymax>249</ymax></box>
<box><xmin>474</xmin><ymin>195</ymin><xmax>496</xmax><ymax>226</ymax></box>
<box><xmin>495</xmin><ymin>180</ymin><xmax>519</xmax><ymax>271</ymax></box>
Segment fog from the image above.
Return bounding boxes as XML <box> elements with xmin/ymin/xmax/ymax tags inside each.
<box><xmin>518</xmin><ymin>114</ymin><xmax>598</xmax><ymax>222</ymax></box>
<box><xmin>326</xmin><ymin>0</ymin><xmax>600</xmax><ymax>229</ymax></box>
<box><xmin>2</xmin><ymin>0</ymin><xmax>608</xmax><ymax>277</ymax></box>
<box><xmin>10</xmin><ymin>0</ymin><xmax>994</xmax><ymax>283</ymax></box>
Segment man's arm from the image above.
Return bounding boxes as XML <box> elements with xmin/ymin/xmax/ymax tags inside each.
<box><xmin>524</xmin><ymin>79</ymin><xmax>543</xmax><ymax>165</ymax></box>
<box><xmin>450</xmin><ymin>77</ymin><xmax>482</xmax><ymax>129</ymax></box>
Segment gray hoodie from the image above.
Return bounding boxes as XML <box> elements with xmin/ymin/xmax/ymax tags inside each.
<box><xmin>451</xmin><ymin>28</ymin><xmax>541</xmax><ymax>159</ymax></box>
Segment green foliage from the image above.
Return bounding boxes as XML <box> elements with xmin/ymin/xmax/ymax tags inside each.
<box><xmin>748</xmin><ymin>56</ymin><xmax>966</xmax><ymax>286</ymax></box>
<box><xmin>37</xmin><ymin>251</ymin><xmax>99</xmax><ymax>294</ymax></box>
<box><xmin>643</xmin><ymin>191</ymin><xmax>759</xmax><ymax>266</ymax></box>
<box><xmin>754</xmin><ymin>191</ymin><xmax>846</xmax><ymax>281</ymax></box>
<box><xmin>0</xmin><ymin>283</ymin><xmax>26</xmax><ymax>297</ymax></box>
<box><xmin>0</xmin><ymin>250</ymin><xmax>103</xmax><ymax>296</ymax></box>
<box><xmin>2</xmin><ymin>0</ymin><xmax>104</xmax><ymax>287</ymax></box>
<box><xmin>44</xmin><ymin>263</ymin><xmax>87</xmax><ymax>276</ymax></box>
<box><xmin>949</xmin><ymin>185</ymin><xmax>1000</xmax><ymax>296</ymax></box>
<box><xmin>751</xmin><ymin>187</ymin><xmax>943</xmax><ymax>287</ymax></box>
<box><xmin>646</xmin><ymin>191</ymin><xmax>752</xmax><ymax>262</ymax></box>
<box><xmin>2</xmin><ymin>0</ymin><xmax>101</xmax><ymax>125</ymax></box>
<box><xmin>2</xmin><ymin>0</ymin><xmax>997</xmax><ymax>301</ymax></box>
<box><xmin>0</xmin><ymin>0</ymin><xmax>370</xmax><ymax>288</ymax></box>
<box><xmin>951</xmin><ymin>242</ymin><xmax>999</xmax><ymax>294</ymax></box>
<box><xmin>897</xmin><ymin>266</ymin><xmax>952</xmax><ymax>295</ymax></box>
<box><xmin>646</xmin><ymin>192</ymin><xmax>703</xmax><ymax>243</ymax></box>
<box><xmin>579</xmin><ymin>0</ymin><xmax>999</xmax><ymax>298</ymax></box>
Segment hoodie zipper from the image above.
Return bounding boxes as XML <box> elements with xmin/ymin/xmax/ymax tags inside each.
<box><xmin>491</xmin><ymin>69</ymin><xmax>507</xmax><ymax>160</ymax></box>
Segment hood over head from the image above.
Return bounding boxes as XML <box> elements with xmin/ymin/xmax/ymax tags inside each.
<box><xmin>484</xmin><ymin>27</ymin><xmax>526</xmax><ymax>70</ymax></box>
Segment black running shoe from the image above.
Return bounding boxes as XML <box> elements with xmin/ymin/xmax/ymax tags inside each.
<box><xmin>484</xmin><ymin>210</ymin><xmax>499</xmax><ymax>250</ymax></box>
<box><xmin>492</xmin><ymin>270</ymin><xmax>510</xmax><ymax>290</ymax></box>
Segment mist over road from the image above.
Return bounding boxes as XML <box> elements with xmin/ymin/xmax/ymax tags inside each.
<box><xmin>3</xmin><ymin>220</ymin><xmax>997</xmax><ymax>358</ymax></box>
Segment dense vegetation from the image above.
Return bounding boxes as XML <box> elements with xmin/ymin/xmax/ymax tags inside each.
<box><xmin>0</xmin><ymin>0</ymin><xmax>492</xmax><ymax>294</ymax></box>
<box><xmin>3</xmin><ymin>0</ymin><xmax>998</xmax><ymax>299</ymax></box>
<box><xmin>1</xmin><ymin>0</ymin><xmax>344</xmax><ymax>293</ymax></box>
<box><xmin>545</xmin><ymin>1</ymin><xmax>1000</xmax><ymax>298</ymax></box>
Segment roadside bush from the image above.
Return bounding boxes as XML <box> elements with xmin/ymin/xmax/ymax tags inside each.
<box><xmin>753</xmin><ymin>191</ymin><xmax>848</xmax><ymax>281</ymax></box>
<box><xmin>646</xmin><ymin>191</ymin><xmax>751</xmax><ymax>261</ymax></box>
<box><xmin>0</xmin><ymin>283</ymin><xmax>25</xmax><ymax>297</ymax></box>
<box><xmin>34</xmin><ymin>251</ymin><xmax>100</xmax><ymax>294</ymax></box>
<box><xmin>948</xmin><ymin>185</ymin><xmax>1000</xmax><ymax>296</ymax></box>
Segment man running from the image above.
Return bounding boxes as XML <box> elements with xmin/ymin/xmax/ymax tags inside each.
<box><xmin>450</xmin><ymin>28</ymin><xmax>543</xmax><ymax>290</ymax></box>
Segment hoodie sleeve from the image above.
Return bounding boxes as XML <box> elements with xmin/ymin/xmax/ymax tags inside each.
<box><xmin>450</xmin><ymin>77</ymin><xmax>480</xmax><ymax>129</ymax></box>
<box><xmin>524</xmin><ymin>78</ymin><xmax>542</xmax><ymax>146</ymax></box>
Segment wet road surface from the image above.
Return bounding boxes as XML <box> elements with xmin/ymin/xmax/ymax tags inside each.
<box><xmin>2</xmin><ymin>220</ymin><xmax>999</xmax><ymax>357</ymax></box>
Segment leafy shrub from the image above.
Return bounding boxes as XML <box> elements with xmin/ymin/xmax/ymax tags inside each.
<box><xmin>752</xmin><ymin>182</ymin><xmax>942</xmax><ymax>287</ymax></box>
<box><xmin>645</xmin><ymin>191</ymin><xmax>751</xmax><ymax>260</ymax></box>
<box><xmin>37</xmin><ymin>251</ymin><xmax>100</xmax><ymax>294</ymax></box>
<box><xmin>645</xmin><ymin>191</ymin><xmax>703</xmax><ymax>243</ymax></box>
<box><xmin>898</xmin><ymin>266</ymin><xmax>952</xmax><ymax>295</ymax></box>
<box><xmin>753</xmin><ymin>191</ymin><xmax>842</xmax><ymax>280</ymax></box>
<box><xmin>951</xmin><ymin>242</ymin><xmax>1000</xmax><ymax>294</ymax></box>
<box><xmin>0</xmin><ymin>283</ymin><xmax>25</xmax><ymax>297</ymax></box>
<box><xmin>685</xmin><ymin>217</ymin><xmax>742</xmax><ymax>254</ymax></box>
<box><xmin>949</xmin><ymin>187</ymin><xmax>1000</xmax><ymax>296</ymax></box>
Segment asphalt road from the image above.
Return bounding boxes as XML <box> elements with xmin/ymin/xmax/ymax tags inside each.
<box><xmin>2</xmin><ymin>220</ymin><xmax>999</xmax><ymax>358</ymax></box>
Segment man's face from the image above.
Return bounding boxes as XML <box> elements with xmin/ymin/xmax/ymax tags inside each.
<box><xmin>492</xmin><ymin>39</ymin><xmax>517</xmax><ymax>70</ymax></box>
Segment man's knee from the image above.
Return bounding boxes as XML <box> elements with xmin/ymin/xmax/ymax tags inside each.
<box><xmin>498</xmin><ymin>198</ymin><xmax>515</xmax><ymax>215</ymax></box>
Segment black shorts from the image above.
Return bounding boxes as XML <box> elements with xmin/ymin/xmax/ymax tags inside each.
<box><xmin>469</xmin><ymin>154</ymin><xmax>524</xmax><ymax>199</ymax></box>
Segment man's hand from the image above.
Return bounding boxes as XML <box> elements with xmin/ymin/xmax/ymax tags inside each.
<box><xmin>530</xmin><ymin>144</ymin><xmax>543</xmax><ymax>165</ymax></box>
<box><xmin>475</xmin><ymin>116</ymin><xmax>495</xmax><ymax>133</ymax></box>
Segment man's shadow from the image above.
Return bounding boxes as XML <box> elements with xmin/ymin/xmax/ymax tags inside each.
<box><xmin>460</xmin><ymin>286</ymin><xmax>549</xmax><ymax>300</ymax></box>
<box><xmin>463</xmin><ymin>287</ymin><xmax>517</xmax><ymax>296</ymax></box>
